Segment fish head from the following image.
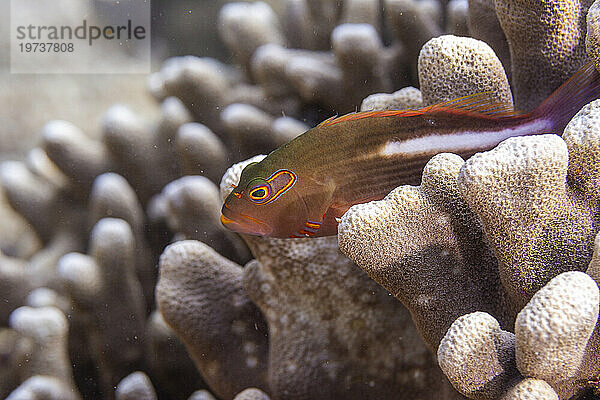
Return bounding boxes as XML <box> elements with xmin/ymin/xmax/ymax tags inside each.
<box><xmin>221</xmin><ymin>163</ymin><xmax>309</xmax><ymax>238</ymax></box>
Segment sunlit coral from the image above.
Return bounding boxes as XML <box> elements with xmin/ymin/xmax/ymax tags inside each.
<box><xmin>2</xmin><ymin>0</ymin><xmax>600</xmax><ymax>399</ymax></box>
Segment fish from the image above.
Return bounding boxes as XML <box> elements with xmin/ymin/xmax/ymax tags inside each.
<box><xmin>221</xmin><ymin>61</ymin><xmax>600</xmax><ymax>238</ymax></box>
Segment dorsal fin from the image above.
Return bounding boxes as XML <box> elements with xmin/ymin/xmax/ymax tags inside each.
<box><xmin>318</xmin><ymin>92</ymin><xmax>522</xmax><ymax>128</ymax></box>
<box><xmin>428</xmin><ymin>91</ymin><xmax>520</xmax><ymax>116</ymax></box>
<box><xmin>318</xmin><ymin>109</ymin><xmax>426</xmax><ymax>127</ymax></box>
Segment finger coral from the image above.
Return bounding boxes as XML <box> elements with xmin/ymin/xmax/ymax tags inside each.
<box><xmin>5</xmin><ymin>0</ymin><xmax>600</xmax><ymax>399</ymax></box>
<box><xmin>6</xmin><ymin>376</ymin><xmax>80</xmax><ymax>400</ymax></box>
<box><xmin>156</xmin><ymin>240</ymin><xmax>269</xmax><ymax>399</ymax></box>
<box><xmin>438</xmin><ymin>312</ymin><xmax>517</xmax><ymax>399</ymax></box>
<box><xmin>339</xmin><ymin>101</ymin><xmax>600</xmax><ymax>398</ymax></box>
<box><xmin>160</xmin><ymin>175</ymin><xmax>250</xmax><ymax>263</ymax></box>
<box><xmin>233</xmin><ymin>388</ymin><xmax>271</xmax><ymax>400</ymax></box>
<box><xmin>8</xmin><ymin>306</ymin><xmax>80</xmax><ymax>399</ymax></box>
<box><xmin>339</xmin><ymin>152</ymin><xmax>505</xmax><ymax>348</ymax></box>
<box><xmin>115</xmin><ymin>372</ymin><xmax>157</xmax><ymax>400</ymax></box>
<box><xmin>215</xmin><ymin>158</ymin><xmax>452</xmax><ymax>400</ymax></box>
<box><xmin>515</xmin><ymin>272</ymin><xmax>598</xmax><ymax>391</ymax></box>
<box><xmin>466</xmin><ymin>0</ymin><xmax>511</xmax><ymax>77</ymax></box>
<box><xmin>417</xmin><ymin>35</ymin><xmax>513</xmax><ymax>106</ymax></box>
<box><xmin>438</xmin><ymin>271</ymin><xmax>599</xmax><ymax>399</ymax></box>
<box><xmin>494</xmin><ymin>0</ymin><xmax>591</xmax><ymax>110</ymax></box>
<box><xmin>58</xmin><ymin>218</ymin><xmax>146</xmax><ymax>394</ymax></box>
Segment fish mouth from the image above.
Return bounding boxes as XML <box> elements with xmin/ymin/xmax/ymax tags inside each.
<box><xmin>220</xmin><ymin>206</ymin><xmax>273</xmax><ymax>236</ymax></box>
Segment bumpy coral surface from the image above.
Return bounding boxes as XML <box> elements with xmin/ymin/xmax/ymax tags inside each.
<box><xmin>495</xmin><ymin>0</ymin><xmax>592</xmax><ymax>110</ymax></box>
<box><xmin>3</xmin><ymin>0</ymin><xmax>600</xmax><ymax>399</ymax></box>
<box><xmin>339</xmin><ymin>105</ymin><xmax>600</xmax><ymax>398</ymax></box>
<box><xmin>215</xmin><ymin>158</ymin><xmax>453</xmax><ymax>400</ymax></box>
<box><xmin>438</xmin><ymin>271</ymin><xmax>599</xmax><ymax>399</ymax></box>
<box><xmin>156</xmin><ymin>240</ymin><xmax>269</xmax><ymax>399</ymax></box>
<box><xmin>418</xmin><ymin>35</ymin><xmax>512</xmax><ymax>106</ymax></box>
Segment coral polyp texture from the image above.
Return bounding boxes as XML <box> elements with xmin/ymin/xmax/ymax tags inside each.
<box><xmin>3</xmin><ymin>0</ymin><xmax>600</xmax><ymax>399</ymax></box>
<box><xmin>437</xmin><ymin>271</ymin><xmax>599</xmax><ymax>400</ymax></box>
<box><xmin>495</xmin><ymin>0</ymin><xmax>592</xmax><ymax>110</ymax></box>
<box><xmin>339</xmin><ymin>104</ymin><xmax>600</xmax><ymax>397</ymax></box>
<box><xmin>209</xmin><ymin>157</ymin><xmax>459</xmax><ymax>399</ymax></box>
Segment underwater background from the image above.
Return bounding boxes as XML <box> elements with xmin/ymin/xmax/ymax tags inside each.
<box><xmin>1</xmin><ymin>0</ymin><xmax>600</xmax><ymax>399</ymax></box>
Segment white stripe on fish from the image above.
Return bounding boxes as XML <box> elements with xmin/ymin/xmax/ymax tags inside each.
<box><xmin>379</xmin><ymin>119</ymin><xmax>553</xmax><ymax>157</ymax></box>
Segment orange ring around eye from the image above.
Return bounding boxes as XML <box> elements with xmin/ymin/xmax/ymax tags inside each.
<box><xmin>249</xmin><ymin>185</ymin><xmax>270</xmax><ymax>201</ymax></box>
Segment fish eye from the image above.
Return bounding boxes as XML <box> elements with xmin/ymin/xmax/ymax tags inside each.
<box><xmin>247</xmin><ymin>182</ymin><xmax>271</xmax><ymax>203</ymax></box>
<box><xmin>250</xmin><ymin>187</ymin><xmax>267</xmax><ymax>199</ymax></box>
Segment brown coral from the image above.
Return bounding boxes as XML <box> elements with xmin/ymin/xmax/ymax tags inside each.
<box><xmin>156</xmin><ymin>240</ymin><xmax>269</xmax><ymax>399</ymax></box>
<box><xmin>494</xmin><ymin>0</ymin><xmax>591</xmax><ymax>110</ymax></box>
<box><xmin>218</xmin><ymin>158</ymin><xmax>451</xmax><ymax>400</ymax></box>
<box><xmin>466</xmin><ymin>0</ymin><xmax>511</xmax><ymax>77</ymax></box>
<box><xmin>418</xmin><ymin>35</ymin><xmax>513</xmax><ymax>106</ymax></box>
<box><xmin>339</xmin><ymin>153</ymin><xmax>506</xmax><ymax>349</ymax></box>
<box><xmin>438</xmin><ymin>272</ymin><xmax>599</xmax><ymax>399</ymax></box>
<box><xmin>58</xmin><ymin>218</ymin><xmax>146</xmax><ymax>393</ymax></box>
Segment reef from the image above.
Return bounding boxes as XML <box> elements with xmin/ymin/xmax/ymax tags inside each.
<box><xmin>338</xmin><ymin>102</ymin><xmax>600</xmax><ymax>398</ymax></box>
<box><xmin>2</xmin><ymin>0</ymin><xmax>600</xmax><ymax>399</ymax></box>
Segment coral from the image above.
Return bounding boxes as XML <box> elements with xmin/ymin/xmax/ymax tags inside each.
<box><xmin>188</xmin><ymin>390</ymin><xmax>218</xmax><ymax>400</ymax></box>
<box><xmin>6</xmin><ymin>376</ymin><xmax>80</xmax><ymax>400</ymax></box>
<box><xmin>156</xmin><ymin>240</ymin><xmax>269</xmax><ymax>400</ymax></box>
<box><xmin>0</xmin><ymin>188</ymin><xmax>38</xmax><ymax>261</ymax></box>
<box><xmin>588</xmin><ymin>231</ymin><xmax>600</xmax><ymax>283</ymax></box>
<box><xmin>25</xmin><ymin>288</ymin><xmax>70</xmax><ymax>312</ymax></box>
<box><xmin>494</xmin><ymin>0</ymin><xmax>592</xmax><ymax>110</ymax></box>
<box><xmin>233</xmin><ymin>388</ymin><xmax>271</xmax><ymax>400</ymax></box>
<box><xmin>339</xmin><ymin>152</ymin><xmax>505</xmax><ymax>349</ymax></box>
<box><xmin>360</xmin><ymin>87</ymin><xmax>423</xmax><ymax>111</ymax></box>
<box><xmin>215</xmin><ymin>158</ymin><xmax>452</xmax><ymax>400</ymax></box>
<box><xmin>460</xmin><ymin>125</ymin><xmax>598</xmax><ymax>309</ymax></box>
<box><xmin>438</xmin><ymin>272</ymin><xmax>599</xmax><ymax>399</ymax></box>
<box><xmin>0</xmin><ymin>95</ymin><xmax>196</xmax><ymax>311</ymax></box>
<box><xmin>42</xmin><ymin>120</ymin><xmax>111</xmax><ymax>195</ymax></box>
<box><xmin>8</xmin><ymin>306</ymin><xmax>79</xmax><ymax>398</ymax></box>
<box><xmin>176</xmin><ymin>122</ymin><xmax>229</xmax><ymax>182</ymax></box>
<box><xmin>5</xmin><ymin>0</ymin><xmax>600</xmax><ymax>399</ymax></box>
<box><xmin>588</xmin><ymin>0</ymin><xmax>600</xmax><ymax>72</ymax></box>
<box><xmin>438</xmin><ymin>312</ymin><xmax>517</xmax><ymax>399</ymax></box>
<box><xmin>447</xmin><ymin>0</ymin><xmax>470</xmax><ymax>36</ymax></box>
<box><xmin>339</xmin><ymin>100</ymin><xmax>600</xmax><ymax>398</ymax></box>
<box><xmin>340</xmin><ymin>98</ymin><xmax>600</xmax><ymax>347</ymax></box>
<box><xmin>384</xmin><ymin>0</ymin><xmax>443</xmax><ymax>75</ymax></box>
<box><xmin>0</xmin><ymin>328</ymin><xmax>27</xmax><ymax>398</ymax></box>
<box><xmin>152</xmin><ymin>0</ymin><xmax>411</xmax><ymax>132</ymax></box>
<box><xmin>514</xmin><ymin>273</ymin><xmax>598</xmax><ymax>385</ymax></box>
<box><xmin>0</xmin><ymin>253</ymin><xmax>34</xmax><ymax>325</ymax></box>
<box><xmin>218</xmin><ymin>2</ymin><xmax>286</xmax><ymax>73</ymax></box>
<box><xmin>58</xmin><ymin>218</ymin><xmax>146</xmax><ymax>394</ymax></box>
<box><xmin>115</xmin><ymin>372</ymin><xmax>157</xmax><ymax>400</ymax></box>
<box><xmin>340</xmin><ymin>0</ymin><xmax>382</xmax><ymax>29</ymax></box>
<box><xmin>0</xmin><ymin>158</ymin><xmax>86</xmax><ymax>248</ymax></box>
<box><xmin>89</xmin><ymin>173</ymin><xmax>156</xmax><ymax>309</ymax></box>
<box><xmin>100</xmin><ymin>102</ymin><xmax>187</xmax><ymax>203</ymax></box>
<box><xmin>221</xmin><ymin>102</ymin><xmax>305</xmax><ymax>159</ymax></box>
<box><xmin>159</xmin><ymin>175</ymin><xmax>250</xmax><ymax>263</ymax></box>
<box><xmin>417</xmin><ymin>35</ymin><xmax>513</xmax><ymax>106</ymax></box>
<box><xmin>145</xmin><ymin>311</ymin><xmax>203</xmax><ymax>398</ymax></box>
<box><xmin>500</xmin><ymin>379</ymin><xmax>559</xmax><ymax>400</ymax></box>
<box><xmin>466</xmin><ymin>0</ymin><xmax>511</xmax><ymax>77</ymax></box>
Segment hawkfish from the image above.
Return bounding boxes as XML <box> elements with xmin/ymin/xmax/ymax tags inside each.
<box><xmin>221</xmin><ymin>61</ymin><xmax>600</xmax><ymax>238</ymax></box>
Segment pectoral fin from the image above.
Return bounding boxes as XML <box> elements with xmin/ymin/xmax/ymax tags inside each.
<box><xmin>312</xmin><ymin>203</ymin><xmax>350</xmax><ymax>236</ymax></box>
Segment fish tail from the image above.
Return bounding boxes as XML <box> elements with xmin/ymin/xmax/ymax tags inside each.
<box><xmin>531</xmin><ymin>61</ymin><xmax>600</xmax><ymax>132</ymax></box>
